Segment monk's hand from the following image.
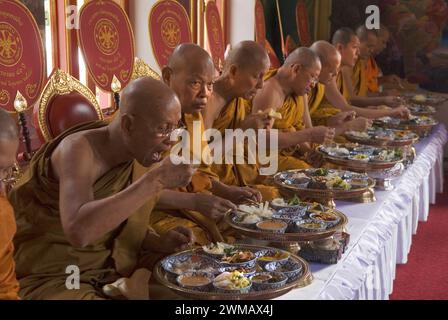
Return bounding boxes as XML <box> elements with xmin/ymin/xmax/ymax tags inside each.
<box><xmin>240</xmin><ymin>113</ymin><xmax>274</xmax><ymax>130</ymax></box>
<box><xmin>327</xmin><ymin>111</ymin><xmax>356</xmax><ymax>127</ymax></box>
<box><xmin>346</xmin><ymin>117</ymin><xmax>373</xmax><ymax>132</ymax></box>
<box><xmin>389</xmin><ymin>105</ymin><xmax>410</xmax><ymax>119</ymax></box>
<box><xmin>193</xmin><ymin>193</ymin><xmax>237</xmax><ymax>220</ymax></box>
<box><xmin>154</xmin><ymin>156</ymin><xmax>195</xmax><ymax>189</ymax></box>
<box><xmin>309</xmin><ymin>126</ymin><xmax>335</xmax><ymax>144</ymax></box>
<box><xmin>383</xmin><ymin>96</ymin><xmax>405</xmax><ymax>108</ymax></box>
<box><xmin>160</xmin><ymin>226</ymin><xmax>196</xmax><ymax>253</ymax></box>
<box><xmin>221</xmin><ymin>185</ymin><xmax>262</xmax><ymax>204</ymax></box>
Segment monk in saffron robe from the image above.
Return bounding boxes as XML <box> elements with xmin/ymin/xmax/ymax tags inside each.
<box><xmin>310</xmin><ymin>28</ymin><xmax>410</xmax><ymax>127</ymax></box>
<box><xmin>0</xmin><ymin>109</ymin><xmax>20</xmax><ymax>300</ymax></box>
<box><xmin>9</xmin><ymin>78</ymin><xmax>196</xmax><ymax>300</ymax></box>
<box><xmin>150</xmin><ymin>44</ymin><xmax>261</xmax><ymax>245</ymax></box>
<box><xmin>252</xmin><ymin>47</ymin><xmax>336</xmax><ymax>171</ymax></box>
<box><xmin>203</xmin><ymin>41</ymin><xmax>280</xmax><ymax>200</ymax></box>
<box><xmin>341</xmin><ymin>26</ymin><xmax>404</xmax><ymax>108</ymax></box>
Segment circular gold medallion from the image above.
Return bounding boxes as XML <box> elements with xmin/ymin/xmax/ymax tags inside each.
<box><xmin>94</xmin><ymin>18</ymin><xmax>119</xmax><ymax>55</ymax></box>
<box><xmin>0</xmin><ymin>22</ymin><xmax>23</xmax><ymax>67</ymax></box>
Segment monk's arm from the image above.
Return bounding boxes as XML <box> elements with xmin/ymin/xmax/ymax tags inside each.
<box><xmin>55</xmin><ymin>138</ymin><xmax>165</xmax><ymax>247</ymax></box>
<box><xmin>324</xmin><ymin>79</ymin><xmax>402</xmax><ymax>119</ymax></box>
<box><xmin>302</xmin><ymin>95</ymin><xmax>313</xmax><ymax>128</ymax></box>
<box><xmin>251</xmin><ymin>82</ymin><xmax>283</xmax><ymax>113</ymax></box>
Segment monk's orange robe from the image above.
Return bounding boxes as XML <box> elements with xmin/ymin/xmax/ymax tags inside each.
<box><xmin>366</xmin><ymin>56</ymin><xmax>381</xmax><ymax>93</ymax></box>
<box><xmin>263</xmin><ymin>69</ymin><xmax>312</xmax><ymax>171</ymax></box>
<box><xmin>211</xmin><ymin>98</ymin><xmax>280</xmax><ymax>200</ymax></box>
<box><xmin>0</xmin><ymin>195</ymin><xmax>20</xmax><ymax>300</ymax></box>
<box><xmin>150</xmin><ymin>112</ymin><xmax>229</xmax><ymax>245</ymax></box>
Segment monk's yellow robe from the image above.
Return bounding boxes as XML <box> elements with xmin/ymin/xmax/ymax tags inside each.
<box><xmin>150</xmin><ymin>113</ymin><xmax>232</xmax><ymax>246</ymax></box>
<box><xmin>351</xmin><ymin>59</ymin><xmax>368</xmax><ymax>97</ymax></box>
<box><xmin>9</xmin><ymin>121</ymin><xmax>158</xmax><ymax>300</ymax></box>
<box><xmin>0</xmin><ymin>196</ymin><xmax>20</xmax><ymax>300</ymax></box>
<box><xmin>310</xmin><ymin>73</ymin><xmax>348</xmax><ymax>126</ymax></box>
<box><xmin>366</xmin><ymin>56</ymin><xmax>381</xmax><ymax>93</ymax></box>
<box><xmin>263</xmin><ymin>69</ymin><xmax>311</xmax><ymax>171</ymax></box>
<box><xmin>211</xmin><ymin>98</ymin><xmax>280</xmax><ymax>200</ymax></box>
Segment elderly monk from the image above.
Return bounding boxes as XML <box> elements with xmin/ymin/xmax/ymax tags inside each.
<box><xmin>0</xmin><ymin>109</ymin><xmax>20</xmax><ymax>300</ymax></box>
<box><xmin>203</xmin><ymin>41</ymin><xmax>281</xmax><ymax>200</ymax></box>
<box><xmin>252</xmin><ymin>47</ymin><xmax>335</xmax><ymax>170</ymax></box>
<box><xmin>310</xmin><ymin>28</ymin><xmax>409</xmax><ymax>127</ymax></box>
<box><xmin>9</xmin><ymin>78</ymin><xmax>196</xmax><ymax>300</ymax></box>
<box><xmin>150</xmin><ymin>43</ymin><xmax>261</xmax><ymax>245</ymax></box>
<box><xmin>341</xmin><ymin>26</ymin><xmax>403</xmax><ymax>107</ymax></box>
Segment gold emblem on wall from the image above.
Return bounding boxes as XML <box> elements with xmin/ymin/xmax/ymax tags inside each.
<box><xmin>161</xmin><ymin>17</ymin><xmax>181</xmax><ymax>48</ymax></box>
<box><xmin>0</xmin><ymin>22</ymin><xmax>23</xmax><ymax>67</ymax></box>
<box><xmin>94</xmin><ymin>18</ymin><xmax>119</xmax><ymax>55</ymax></box>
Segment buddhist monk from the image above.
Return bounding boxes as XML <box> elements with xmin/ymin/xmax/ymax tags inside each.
<box><xmin>150</xmin><ymin>43</ymin><xmax>261</xmax><ymax>245</ymax></box>
<box><xmin>9</xmin><ymin>78</ymin><xmax>196</xmax><ymax>299</ymax></box>
<box><xmin>371</xmin><ymin>26</ymin><xmax>404</xmax><ymax>94</ymax></box>
<box><xmin>252</xmin><ymin>47</ymin><xmax>336</xmax><ymax>170</ymax></box>
<box><xmin>203</xmin><ymin>41</ymin><xmax>281</xmax><ymax>200</ymax></box>
<box><xmin>341</xmin><ymin>26</ymin><xmax>403</xmax><ymax>107</ymax></box>
<box><xmin>0</xmin><ymin>109</ymin><xmax>20</xmax><ymax>300</ymax></box>
<box><xmin>310</xmin><ymin>27</ymin><xmax>409</xmax><ymax>127</ymax></box>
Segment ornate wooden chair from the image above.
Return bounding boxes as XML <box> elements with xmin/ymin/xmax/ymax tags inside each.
<box><xmin>131</xmin><ymin>57</ymin><xmax>161</xmax><ymax>80</ymax></box>
<box><xmin>33</xmin><ymin>69</ymin><xmax>103</xmax><ymax>142</ymax></box>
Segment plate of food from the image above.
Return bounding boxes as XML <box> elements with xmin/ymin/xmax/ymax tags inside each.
<box><xmin>225</xmin><ymin>201</ymin><xmax>348</xmax><ymax>242</ymax></box>
<box><xmin>345</xmin><ymin>127</ymin><xmax>419</xmax><ymax>147</ymax></box>
<box><xmin>407</xmin><ymin>103</ymin><xmax>436</xmax><ymax>116</ymax></box>
<box><xmin>317</xmin><ymin>143</ymin><xmax>404</xmax><ymax>170</ymax></box>
<box><xmin>274</xmin><ymin>169</ymin><xmax>375</xmax><ymax>204</ymax></box>
<box><xmin>153</xmin><ymin>244</ymin><xmax>311</xmax><ymax>299</ymax></box>
<box><xmin>373</xmin><ymin>115</ymin><xmax>438</xmax><ymax>134</ymax></box>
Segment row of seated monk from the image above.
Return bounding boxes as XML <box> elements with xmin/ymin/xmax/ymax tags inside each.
<box><xmin>0</xmin><ymin>25</ymin><xmax>410</xmax><ymax>300</ymax></box>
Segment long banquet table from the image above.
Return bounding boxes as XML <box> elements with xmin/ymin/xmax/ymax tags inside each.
<box><xmin>279</xmin><ymin>124</ymin><xmax>447</xmax><ymax>300</ymax></box>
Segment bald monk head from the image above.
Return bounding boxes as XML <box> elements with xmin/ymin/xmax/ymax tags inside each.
<box><xmin>221</xmin><ymin>40</ymin><xmax>270</xmax><ymax>100</ymax></box>
<box><xmin>374</xmin><ymin>25</ymin><xmax>390</xmax><ymax>56</ymax></box>
<box><xmin>118</xmin><ymin>76</ymin><xmax>181</xmax><ymax>166</ymax></box>
<box><xmin>356</xmin><ymin>25</ymin><xmax>378</xmax><ymax>59</ymax></box>
<box><xmin>332</xmin><ymin>27</ymin><xmax>360</xmax><ymax>68</ymax></box>
<box><xmin>310</xmin><ymin>40</ymin><xmax>341</xmax><ymax>85</ymax></box>
<box><xmin>282</xmin><ymin>47</ymin><xmax>321</xmax><ymax>95</ymax></box>
<box><xmin>0</xmin><ymin>109</ymin><xmax>19</xmax><ymax>187</ymax></box>
<box><xmin>162</xmin><ymin>43</ymin><xmax>215</xmax><ymax>115</ymax></box>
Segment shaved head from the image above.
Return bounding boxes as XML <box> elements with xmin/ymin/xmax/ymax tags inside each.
<box><xmin>120</xmin><ymin>76</ymin><xmax>180</xmax><ymax>120</ymax></box>
<box><xmin>223</xmin><ymin>40</ymin><xmax>269</xmax><ymax>72</ymax></box>
<box><xmin>332</xmin><ymin>27</ymin><xmax>356</xmax><ymax>46</ymax></box>
<box><xmin>310</xmin><ymin>41</ymin><xmax>341</xmax><ymax>84</ymax></box>
<box><xmin>356</xmin><ymin>25</ymin><xmax>377</xmax><ymax>42</ymax></box>
<box><xmin>356</xmin><ymin>25</ymin><xmax>378</xmax><ymax>59</ymax></box>
<box><xmin>118</xmin><ymin>76</ymin><xmax>181</xmax><ymax>166</ymax></box>
<box><xmin>284</xmin><ymin>47</ymin><xmax>321</xmax><ymax>68</ymax></box>
<box><xmin>163</xmin><ymin>43</ymin><xmax>215</xmax><ymax>114</ymax></box>
<box><xmin>167</xmin><ymin>43</ymin><xmax>214</xmax><ymax>75</ymax></box>
<box><xmin>310</xmin><ymin>40</ymin><xmax>340</xmax><ymax>67</ymax></box>
<box><xmin>0</xmin><ymin>108</ymin><xmax>18</xmax><ymax>140</ymax></box>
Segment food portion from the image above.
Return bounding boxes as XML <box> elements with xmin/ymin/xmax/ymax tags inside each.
<box><xmin>319</xmin><ymin>144</ymin><xmax>404</xmax><ymax>163</ymax></box>
<box><xmin>221</xmin><ymin>251</ymin><xmax>256</xmax><ymax>264</ymax></box>
<box><xmin>202</xmin><ymin>242</ymin><xmax>238</xmax><ymax>256</ymax></box>
<box><xmin>213</xmin><ymin>271</ymin><xmax>251</xmax><ymax>290</ymax></box>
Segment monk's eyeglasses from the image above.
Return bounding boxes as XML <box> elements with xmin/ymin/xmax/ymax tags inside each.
<box><xmin>154</xmin><ymin>120</ymin><xmax>187</xmax><ymax>138</ymax></box>
<box><xmin>0</xmin><ymin>163</ymin><xmax>20</xmax><ymax>186</ymax></box>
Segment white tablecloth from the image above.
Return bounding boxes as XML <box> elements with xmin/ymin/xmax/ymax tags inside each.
<box><xmin>279</xmin><ymin>124</ymin><xmax>447</xmax><ymax>300</ymax></box>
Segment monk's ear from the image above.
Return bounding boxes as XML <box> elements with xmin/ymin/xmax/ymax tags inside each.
<box><xmin>229</xmin><ymin>65</ymin><xmax>238</xmax><ymax>79</ymax></box>
<box><xmin>335</xmin><ymin>43</ymin><xmax>343</xmax><ymax>53</ymax></box>
<box><xmin>121</xmin><ymin>113</ymin><xmax>134</xmax><ymax>136</ymax></box>
<box><xmin>162</xmin><ymin>67</ymin><xmax>173</xmax><ymax>86</ymax></box>
<box><xmin>291</xmin><ymin>64</ymin><xmax>301</xmax><ymax>75</ymax></box>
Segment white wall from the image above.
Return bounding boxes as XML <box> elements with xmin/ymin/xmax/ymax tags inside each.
<box><xmin>129</xmin><ymin>0</ymin><xmax>160</xmax><ymax>74</ymax></box>
<box><xmin>229</xmin><ymin>0</ymin><xmax>255</xmax><ymax>45</ymax></box>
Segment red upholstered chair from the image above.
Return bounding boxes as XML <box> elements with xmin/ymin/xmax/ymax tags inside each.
<box><xmin>34</xmin><ymin>69</ymin><xmax>103</xmax><ymax>142</ymax></box>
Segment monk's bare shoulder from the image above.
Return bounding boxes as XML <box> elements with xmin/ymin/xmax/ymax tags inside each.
<box><xmin>252</xmin><ymin>79</ymin><xmax>283</xmax><ymax>113</ymax></box>
<box><xmin>50</xmin><ymin>131</ymin><xmax>97</xmax><ymax>182</ymax></box>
